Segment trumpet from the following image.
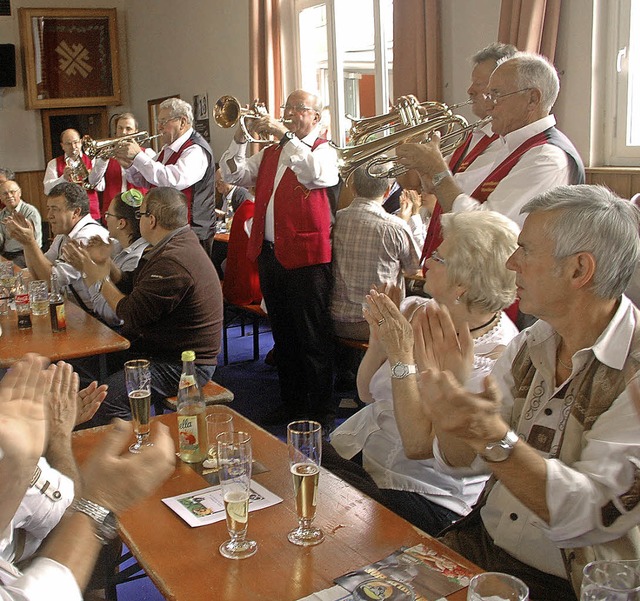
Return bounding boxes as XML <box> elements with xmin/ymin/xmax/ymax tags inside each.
<box><xmin>332</xmin><ymin>114</ymin><xmax>492</xmax><ymax>180</ymax></box>
<box><xmin>82</xmin><ymin>132</ymin><xmax>162</xmax><ymax>160</ymax></box>
<box><xmin>348</xmin><ymin>97</ymin><xmax>472</xmax><ymax>144</ymax></box>
<box><xmin>214</xmin><ymin>95</ymin><xmax>292</xmax><ymax>144</ymax></box>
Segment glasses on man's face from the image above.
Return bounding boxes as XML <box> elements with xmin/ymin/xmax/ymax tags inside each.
<box><xmin>1</xmin><ymin>189</ymin><xmax>19</xmax><ymax>198</ymax></box>
<box><xmin>135</xmin><ymin>209</ymin><xmax>151</xmax><ymax>220</ymax></box>
<box><xmin>280</xmin><ymin>104</ymin><xmax>314</xmax><ymax>114</ymax></box>
<box><xmin>157</xmin><ymin>116</ymin><xmax>180</xmax><ymax>128</ymax></box>
<box><xmin>430</xmin><ymin>250</ymin><xmax>446</xmax><ymax>265</ymax></box>
<box><xmin>482</xmin><ymin>88</ymin><xmax>532</xmax><ymax>106</ymax></box>
<box><xmin>103</xmin><ymin>212</ymin><xmax>121</xmax><ymax>220</ymax></box>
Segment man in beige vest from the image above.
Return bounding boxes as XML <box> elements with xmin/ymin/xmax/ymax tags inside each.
<box><xmin>367</xmin><ymin>184</ymin><xmax>640</xmax><ymax>600</ymax></box>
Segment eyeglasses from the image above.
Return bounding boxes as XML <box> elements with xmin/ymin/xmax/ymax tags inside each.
<box><xmin>430</xmin><ymin>250</ymin><xmax>446</xmax><ymax>265</ymax></box>
<box><xmin>103</xmin><ymin>212</ymin><xmax>121</xmax><ymax>219</ymax></box>
<box><xmin>135</xmin><ymin>209</ymin><xmax>151</xmax><ymax>219</ymax></box>
<box><xmin>156</xmin><ymin>116</ymin><xmax>180</xmax><ymax>128</ymax></box>
<box><xmin>483</xmin><ymin>88</ymin><xmax>532</xmax><ymax>105</ymax></box>
<box><xmin>1</xmin><ymin>189</ymin><xmax>20</xmax><ymax>197</ymax></box>
<box><xmin>280</xmin><ymin>104</ymin><xmax>315</xmax><ymax>114</ymax></box>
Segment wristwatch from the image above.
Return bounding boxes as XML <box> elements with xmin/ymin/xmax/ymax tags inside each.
<box><xmin>390</xmin><ymin>362</ymin><xmax>418</xmax><ymax>379</ymax></box>
<box><xmin>280</xmin><ymin>131</ymin><xmax>295</xmax><ymax>146</ymax></box>
<box><xmin>431</xmin><ymin>168</ymin><xmax>452</xmax><ymax>187</ymax></box>
<box><xmin>70</xmin><ymin>498</ymin><xmax>118</xmax><ymax>544</ymax></box>
<box><xmin>481</xmin><ymin>430</ymin><xmax>519</xmax><ymax>463</ymax></box>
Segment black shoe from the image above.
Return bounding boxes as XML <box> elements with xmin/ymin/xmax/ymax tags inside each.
<box><xmin>261</xmin><ymin>405</ymin><xmax>294</xmax><ymax>426</ymax></box>
<box><xmin>264</xmin><ymin>346</ymin><xmax>277</xmax><ymax>366</ymax></box>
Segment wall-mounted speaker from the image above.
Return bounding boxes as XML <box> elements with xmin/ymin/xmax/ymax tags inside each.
<box><xmin>0</xmin><ymin>44</ymin><xmax>17</xmax><ymax>88</ymax></box>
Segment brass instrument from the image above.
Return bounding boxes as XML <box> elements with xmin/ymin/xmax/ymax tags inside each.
<box><xmin>82</xmin><ymin>132</ymin><xmax>162</xmax><ymax>160</ymax></box>
<box><xmin>348</xmin><ymin>97</ymin><xmax>472</xmax><ymax>144</ymax></box>
<box><xmin>65</xmin><ymin>152</ymin><xmax>94</xmax><ymax>190</ymax></box>
<box><xmin>214</xmin><ymin>95</ymin><xmax>272</xmax><ymax>144</ymax></box>
<box><xmin>332</xmin><ymin>114</ymin><xmax>492</xmax><ymax>180</ymax></box>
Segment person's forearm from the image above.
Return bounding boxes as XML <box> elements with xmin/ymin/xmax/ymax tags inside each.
<box><xmin>99</xmin><ymin>279</ymin><xmax>126</xmax><ymax>312</ymax></box>
<box><xmin>22</xmin><ymin>241</ymin><xmax>53</xmax><ymax>281</ymax></box>
<box><xmin>431</xmin><ymin>175</ymin><xmax>463</xmax><ymax>214</ymax></box>
<box><xmin>38</xmin><ymin>511</ymin><xmax>105</xmax><ymax>592</ymax></box>
<box><xmin>108</xmin><ymin>261</ymin><xmax>123</xmax><ymax>284</ymax></box>
<box><xmin>392</xmin><ymin>374</ymin><xmax>434</xmax><ymax>459</ymax></box>
<box><xmin>45</xmin><ymin>437</ymin><xmax>80</xmax><ymax>491</ymax></box>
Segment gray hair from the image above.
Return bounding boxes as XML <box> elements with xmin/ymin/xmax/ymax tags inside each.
<box><xmin>0</xmin><ymin>167</ymin><xmax>15</xmax><ymax>181</ymax></box>
<box><xmin>351</xmin><ymin>164</ymin><xmax>391</xmax><ymax>199</ymax></box>
<box><xmin>441</xmin><ymin>211</ymin><xmax>519</xmax><ymax>312</ymax></box>
<box><xmin>500</xmin><ymin>52</ymin><xmax>560</xmax><ymax>113</ymax></box>
<box><xmin>159</xmin><ymin>98</ymin><xmax>193</xmax><ymax>126</ymax></box>
<box><xmin>472</xmin><ymin>42</ymin><xmax>518</xmax><ymax>66</ymax></box>
<box><xmin>522</xmin><ymin>185</ymin><xmax>640</xmax><ymax>299</ymax></box>
<box><xmin>145</xmin><ymin>186</ymin><xmax>188</xmax><ymax>230</ymax></box>
<box><xmin>48</xmin><ymin>183</ymin><xmax>90</xmax><ymax>217</ymax></box>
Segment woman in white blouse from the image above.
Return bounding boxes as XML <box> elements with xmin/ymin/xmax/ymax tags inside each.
<box><xmin>328</xmin><ymin>210</ymin><xmax>520</xmax><ymax>535</ymax></box>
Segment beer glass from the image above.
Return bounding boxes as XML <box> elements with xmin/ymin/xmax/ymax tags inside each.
<box><xmin>124</xmin><ymin>359</ymin><xmax>153</xmax><ymax>453</ymax></box>
<box><xmin>204</xmin><ymin>409</ymin><xmax>233</xmax><ymax>470</ymax></box>
<box><xmin>28</xmin><ymin>280</ymin><xmax>49</xmax><ymax>316</ymax></box>
<box><xmin>287</xmin><ymin>420</ymin><xmax>324</xmax><ymax>546</ymax></box>
<box><xmin>217</xmin><ymin>431</ymin><xmax>258</xmax><ymax>559</ymax></box>
<box><xmin>467</xmin><ymin>573</ymin><xmax>529</xmax><ymax>600</ymax></box>
<box><xmin>0</xmin><ymin>262</ymin><xmax>16</xmax><ymax>299</ymax></box>
<box><xmin>581</xmin><ymin>560</ymin><xmax>640</xmax><ymax>600</ymax></box>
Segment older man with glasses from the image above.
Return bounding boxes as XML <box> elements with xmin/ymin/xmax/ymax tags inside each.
<box><xmin>397</xmin><ymin>51</ymin><xmax>585</xmax><ymax>269</ymax></box>
<box><xmin>220</xmin><ymin>89</ymin><xmax>340</xmax><ymax>435</ymax></box>
<box><xmin>114</xmin><ymin>98</ymin><xmax>216</xmax><ymax>253</ymax></box>
<box><xmin>0</xmin><ymin>180</ymin><xmax>42</xmax><ymax>267</ymax></box>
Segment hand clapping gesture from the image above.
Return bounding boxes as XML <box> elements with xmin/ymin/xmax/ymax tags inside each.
<box><xmin>363</xmin><ymin>286</ymin><xmax>413</xmax><ymax>358</ymax></box>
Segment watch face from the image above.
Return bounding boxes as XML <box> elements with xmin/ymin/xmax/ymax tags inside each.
<box><xmin>101</xmin><ymin>512</ymin><xmax>118</xmax><ymax>538</ymax></box>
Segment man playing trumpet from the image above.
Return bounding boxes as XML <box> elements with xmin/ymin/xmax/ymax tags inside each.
<box><xmin>220</xmin><ymin>90</ymin><xmax>339</xmax><ymax>434</ymax></box>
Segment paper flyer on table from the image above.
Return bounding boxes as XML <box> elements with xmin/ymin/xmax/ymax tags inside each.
<box><xmin>162</xmin><ymin>480</ymin><xmax>282</xmax><ymax>527</ymax></box>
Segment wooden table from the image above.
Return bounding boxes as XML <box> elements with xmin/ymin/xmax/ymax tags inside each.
<box><xmin>72</xmin><ymin>410</ymin><xmax>478</xmax><ymax>601</ymax></box>
<box><xmin>0</xmin><ymin>301</ymin><xmax>130</xmax><ymax>377</ymax></box>
<box><xmin>214</xmin><ymin>232</ymin><xmax>230</xmax><ymax>243</ymax></box>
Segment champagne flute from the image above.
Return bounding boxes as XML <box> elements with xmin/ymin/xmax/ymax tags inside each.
<box><xmin>581</xmin><ymin>560</ymin><xmax>640</xmax><ymax>600</ymax></box>
<box><xmin>217</xmin><ymin>431</ymin><xmax>258</xmax><ymax>559</ymax></box>
<box><xmin>124</xmin><ymin>359</ymin><xmax>153</xmax><ymax>453</ymax></box>
<box><xmin>287</xmin><ymin>420</ymin><xmax>324</xmax><ymax>546</ymax></box>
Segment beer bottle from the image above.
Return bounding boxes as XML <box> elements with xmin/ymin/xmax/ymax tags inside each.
<box><xmin>49</xmin><ymin>273</ymin><xmax>66</xmax><ymax>332</ymax></box>
<box><xmin>177</xmin><ymin>351</ymin><xmax>206</xmax><ymax>463</ymax></box>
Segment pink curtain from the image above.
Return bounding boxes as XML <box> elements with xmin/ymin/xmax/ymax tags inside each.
<box><xmin>393</xmin><ymin>0</ymin><xmax>442</xmax><ymax>102</ymax></box>
<box><xmin>498</xmin><ymin>0</ymin><xmax>562</xmax><ymax>62</ymax></box>
<box><xmin>249</xmin><ymin>0</ymin><xmax>283</xmax><ymax>118</ymax></box>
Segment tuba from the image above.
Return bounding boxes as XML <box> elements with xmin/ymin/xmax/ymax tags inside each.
<box><xmin>82</xmin><ymin>132</ymin><xmax>162</xmax><ymax>160</ymax></box>
<box><xmin>214</xmin><ymin>95</ymin><xmax>273</xmax><ymax>144</ymax></box>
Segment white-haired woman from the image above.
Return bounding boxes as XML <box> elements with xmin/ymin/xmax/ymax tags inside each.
<box><xmin>326</xmin><ymin>210</ymin><xmax>520</xmax><ymax>536</ymax></box>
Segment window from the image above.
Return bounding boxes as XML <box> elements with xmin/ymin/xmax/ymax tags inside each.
<box><xmin>291</xmin><ymin>0</ymin><xmax>393</xmax><ymax>145</ymax></box>
<box><xmin>604</xmin><ymin>0</ymin><xmax>640</xmax><ymax>164</ymax></box>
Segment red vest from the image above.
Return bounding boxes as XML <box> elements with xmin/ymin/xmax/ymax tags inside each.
<box><xmin>102</xmin><ymin>158</ymin><xmax>148</xmax><ymax>217</ymax></box>
<box><xmin>56</xmin><ymin>154</ymin><xmax>101</xmax><ymax>220</ymax></box>
<box><xmin>222</xmin><ymin>200</ymin><xmax>262</xmax><ymax>305</ymax></box>
<box><xmin>247</xmin><ymin>139</ymin><xmax>333</xmax><ymax>270</ymax></box>
<box><xmin>154</xmin><ymin>139</ymin><xmax>195</xmax><ymax>222</ymax></box>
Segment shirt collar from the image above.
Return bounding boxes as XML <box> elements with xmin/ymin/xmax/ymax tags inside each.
<box><xmin>299</xmin><ymin>126</ymin><xmax>320</xmax><ymax>147</ymax></box>
<box><xmin>501</xmin><ymin>115</ymin><xmax>556</xmax><ymax>151</ymax></box>
<box><xmin>145</xmin><ymin>224</ymin><xmax>190</xmax><ymax>258</ymax></box>
<box><xmin>167</xmin><ymin>127</ymin><xmax>194</xmax><ymax>153</ymax></box>
<box><xmin>68</xmin><ymin>213</ymin><xmax>96</xmax><ymax>238</ymax></box>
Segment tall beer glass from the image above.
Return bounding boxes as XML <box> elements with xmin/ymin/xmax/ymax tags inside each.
<box><xmin>217</xmin><ymin>431</ymin><xmax>257</xmax><ymax>559</ymax></box>
<box><xmin>287</xmin><ymin>420</ymin><xmax>324</xmax><ymax>546</ymax></box>
<box><xmin>124</xmin><ymin>359</ymin><xmax>153</xmax><ymax>453</ymax></box>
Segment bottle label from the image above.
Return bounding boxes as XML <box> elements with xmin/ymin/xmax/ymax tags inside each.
<box><xmin>55</xmin><ymin>304</ymin><xmax>66</xmax><ymax>330</ymax></box>
<box><xmin>179</xmin><ymin>375</ymin><xmax>197</xmax><ymax>389</ymax></box>
<box><xmin>178</xmin><ymin>415</ymin><xmax>199</xmax><ymax>451</ymax></box>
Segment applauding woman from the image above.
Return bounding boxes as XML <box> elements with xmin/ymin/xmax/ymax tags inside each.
<box><xmin>327</xmin><ymin>210</ymin><xmax>520</xmax><ymax>535</ymax></box>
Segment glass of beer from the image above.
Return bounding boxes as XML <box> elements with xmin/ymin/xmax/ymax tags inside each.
<box><xmin>124</xmin><ymin>359</ymin><xmax>153</xmax><ymax>453</ymax></box>
<box><xmin>217</xmin><ymin>431</ymin><xmax>258</xmax><ymax>559</ymax></box>
<box><xmin>28</xmin><ymin>280</ymin><xmax>49</xmax><ymax>316</ymax></box>
<box><xmin>287</xmin><ymin>420</ymin><xmax>324</xmax><ymax>546</ymax></box>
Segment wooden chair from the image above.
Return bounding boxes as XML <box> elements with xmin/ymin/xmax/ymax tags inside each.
<box><xmin>222</xmin><ymin>303</ymin><xmax>269</xmax><ymax>365</ymax></box>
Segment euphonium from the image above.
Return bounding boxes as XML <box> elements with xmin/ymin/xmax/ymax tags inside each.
<box><xmin>64</xmin><ymin>151</ymin><xmax>94</xmax><ymax>190</ymax></box>
<box><xmin>82</xmin><ymin>132</ymin><xmax>162</xmax><ymax>160</ymax></box>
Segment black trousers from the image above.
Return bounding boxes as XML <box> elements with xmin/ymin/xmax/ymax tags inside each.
<box><xmin>257</xmin><ymin>244</ymin><xmax>335</xmax><ymax>424</ymax></box>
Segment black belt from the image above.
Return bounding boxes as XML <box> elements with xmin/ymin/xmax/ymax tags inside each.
<box><xmin>2</xmin><ymin>250</ymin><xmax>23</xmax><ymax>258</ymax></box>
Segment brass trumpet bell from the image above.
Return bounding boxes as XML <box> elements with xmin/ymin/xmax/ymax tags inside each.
<box><xmin>82</xmin><ymin>132</ymin><xmax>161</xmax><ymax>160</ymax></box>
<box><xmin>214</xmin><ymin>95</ymin><xmax>272</xmax><ymax>144</ymax></box>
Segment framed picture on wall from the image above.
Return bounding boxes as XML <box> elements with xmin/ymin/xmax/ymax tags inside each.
<box><xmin>18</xmin><ymin>7</ymin><xmax>121</xmax><ymax>109</ymax></box>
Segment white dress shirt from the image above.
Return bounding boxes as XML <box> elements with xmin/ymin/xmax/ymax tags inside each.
<box><xmin>43</xmin><ymin>156</ymin><xmax>104</xmax><ymax>195</ymax></box>
<box><xmin>219</xmin><ymin>127</ymin><xmax>339</xmax><ymax>243</ymax></box>
<box><xmin>125</xmin><ymin>128</ymin><xmax>208</xmax><ymax>190</ymax></box>
<box><xmin>88</xmin><ymin>148</ymin><xmax>156</xmax><ymax>193</ymax></box>
<box><xmin>451</xmin><ymin>115</ymin><xmax>572</xmax><ymax>227</ymax></box>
